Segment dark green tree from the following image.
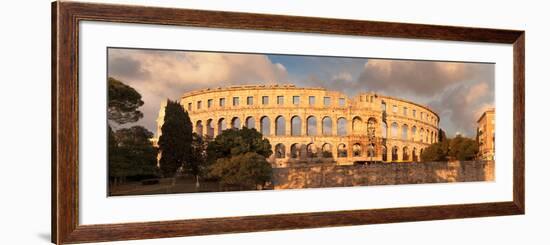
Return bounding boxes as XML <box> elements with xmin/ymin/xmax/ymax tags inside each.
<box><xmin>158</xmin><ymin>100</ymin><xmax>193</xmax><ymax>177</ymax></box>
<box><xmin>420</xmin><ymin>142</ymin><xmax>448</xmax><ymax>162</ymax></box>
<box><xmin>188</xmin><ymin>133</ymin><xmax>207</xmax><ymax>187</ymax></box>
<box><xmin>108</xmin><ymin>77</ymin><xmax>144</xmax><ymax>125</ymax></box>
<box><xmin>448</xmin><ymin>135</ymin><xmax>478</xmax><ymax>161</ymax></box>
<box><xmin>209</xmin><ymin>152</ymin><xmax>272</xmax><ymax>190</ymax></box>
<box><xmin>206</xmin><ymin>127</ymin><xmax>272</xmax><ymax>165</ymax></box>
<box><xmin>109</xmin><ymin>126</ymin><xmax>158</xmax><ymax>184</ymax></box>
<box><xmin>438</xmin><ymin>128</ymin><xmax>448</xmax><ymax>144</ymax></box>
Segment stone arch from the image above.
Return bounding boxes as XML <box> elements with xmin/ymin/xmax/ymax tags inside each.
<box><xmin>402</xmin><ymin>146</ymin><xmax>410</xmax><ymax>161</ymax></box>
<box><xmin>420</xmin><ymin>148</ymin><xmax>424</xmax><ymax>161</ymax></box>
<box><xmin>392</xmin><ymin>146</ymin><xmax>399</xmax><ymax>161</ymax></box>
<box><xmin>322</xmin><ymin>143</ymin><xmax>333</xmax><ymax>158</ymax></box>
<box><xmin>337</xmin><ymin>117</ymin><xmax>347</xmax><ymax>136</ymax></box>
<box><xmin>206</xmin><ymin>119</ymin><xmax>214</xmax><ymax>137</ymax></box>
<box><xmin>307</xmin><ymin>116</ymin><xmax>317</xmax><ymax>136</ymax></box>
<box><xmin>367</xmin><ymin>117</ymin><xmax>377</xmax><ymax>138</ymax></box>
<box><xmin>337</xmin><ymin>143</ymin><xmax>347</xmax><ymax>158</ymax></box>
<box><xmin>260</xmin><ymin>116</ymin><xmax>270</xmax><ymax>136</ymax></box>
<box><xmin>381</xmin><ymin>121</ymin><xmax>388</xmax><ymax>138</ymax></box>
<box><xmin>322</xmin><ymin>116</ymin><xmax>333</xmax><ymax>136</ymax></box>
<box><xmin>231</xmin><ymin>117</ymin><xmax>241</xmax><ymax>129</ymax></box>
<box><xmin>291</xmin><ymin>116</ymin><xmax>302</xmax><ymax>136</ymax></box>
<box><xmin>306</xmin><ymin>143</ymin><xmax>317</xmax><ymax>158</ymax></box>
<box><xmin>290</xmin><ymin>143</ymin><xmax>300</xmax><ymax>158</ymax></box>
<box><xmin>218</xmin><ymin>118</ymin><xmax>226</xmax><ymax>135</ymax></box>
<box><xmin>367</xmin><ymin>143</ymin><xmax>375</xmax><ymax>157</ymax></box>
<box><xmin>391</xmin><ymin>122</ymin><xmax>399</xmax><ymax>138</ymax></box>
<box><xmin>275</xmin><ymin>143</ymin><xmax>285</xmax><ymax>158</ymax></box>
<box><xmin>402</xmin><ymin>124</ymin><xmax>409</xmax><ymax>140</ymax></box>
<box><xmin>420</xmin><ymin>128</ymin><xmax>425</xmax><ymax>143</ymax></box>
<box><xmin>245</xmin><ymin>116</ymin><xmax>255</xmax><ymax>129</ymax></box>
<box><xmin>195</xmin><ymin>120</ymin><xmax>203</xmax><ymax>136</ymax></box>
<box><xmin>352</xmin><ymin>143</ymin><xmax>362</xmax><ymax>157</ymax></box>
<box><xmin>352</xmin><ymin>116</ymin><xmax>363</xmax><ymax>134</ymax></box>
<box><xmin>411</xmin><ymin>126</ymin><xmax>417</xmax><ymax>141</ymax></box>
<box><xmin>381</xmin><ymin>145</ymin><xmax>388</xmax><ymax>161</ymax></box>
<box><xmin>412</xmin><ymin>147</ymin><xmax>418</xmax><ymax>162</ymax></box>
<box><xmin>275</xmin><ymin>116</ymin><xmax>285</xmax><ymax>136</ymax></box>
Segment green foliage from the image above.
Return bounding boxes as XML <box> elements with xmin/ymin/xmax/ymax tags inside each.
<box><xmin>420</xmin><ymin>142</ymin><xmax>448</xmax><ymax>162</ymax></box>
<box><xmin>448</xmin><ymin>135</ymin><xmax>478</xmax><ymax>161</ymax></box>
<box><xmin>187</xmin><ymin>133</ymin><xmax>207</xmax><ymax>178</ymax></box>
<box><xmin>209</xmin><ymin>152</ymin><xmax>272</xmax><ymax>189</ymax></box>
<box><xmin>108</xmin><ymin>126</ymin><xmax>158</xmax><ymax>181</ymax></box>
<box><xmin>158</xmin><ymin>100</ymin><xmax>193</xmax><ymax>177</ymax></box>
<box><xmin>108</xmin><ymin>77</ymin><xmax>144</xmax><ymax>124</ymax></box>
<box><xmin>420</xmin><ymin>134</ymin><xmax>479</xmax><ymax>162</ymax></box>
<box><xmin>206</xmin><ymin>127</ymin><xmax>272</xmax><ymax>164</ymax></box>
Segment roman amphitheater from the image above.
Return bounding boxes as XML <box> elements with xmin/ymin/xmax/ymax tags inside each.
<box><xmin>155</xmin><ymin>84</ymin><xmax>440</xmax><ymax>168</ymax></box>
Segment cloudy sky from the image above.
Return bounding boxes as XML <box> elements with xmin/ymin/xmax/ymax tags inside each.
<box><xmin>107</xmin><ymin>48</ymin><xmax>494</xmax><ymax>138</ymax></box>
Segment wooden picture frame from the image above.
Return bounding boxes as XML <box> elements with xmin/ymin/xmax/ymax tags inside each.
<box><xmin>52</xmin><ymin>1</ymin><xmax>525</xmax><ymax>244</ymax></box>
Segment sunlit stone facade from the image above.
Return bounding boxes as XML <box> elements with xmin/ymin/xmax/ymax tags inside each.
<box><xmin>477</xmin><ymin>108</ymin><xmax>495</xmax><ymax>160</ymax></box>
<box><xmin>155</xmin><ymin>84</ymin><xmax>440</xmax><ymax>168</ymax></box>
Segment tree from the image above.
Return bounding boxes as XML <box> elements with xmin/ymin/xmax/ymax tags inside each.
<box><xmin>157</xmin><ymin>100</ymin><xmax>193</xmax><ymax>177</ymax></box>
<box><xmin>188</xmin><ymin>133</ymin><xmax>207</xmax><ymax>187</ymax></box>
<box><xmin>438</xmin><ymin>128</ymin><xmax>447</xmax><ymax>144</ymax></box>
<box><xmin>420</xmin><ymin>142</ymin><xmax>448</xmax><ymax>162</ymax></box>
<box><xmin>448</xmin><ymin>135</ymin><xmax>478</xmax><ymax>161</ymax></box>
<box><xmin>109</xmin><ymin>126</ymin><xmax>158</xmax><ymax>184</ymax></box>
<box><xmin>209</xmin><ymin>152</ymin><xmax>272</xmax><ymax>190</ymax></box>
<box><xmin>108</xmin><ymin>77</ymin><xmax>144</xmax><ymax>125</ymax></box>
<box><xmin>206</xmin><ymin>127</ymin><xmax>272</xmax><ymax>165</ymax></box>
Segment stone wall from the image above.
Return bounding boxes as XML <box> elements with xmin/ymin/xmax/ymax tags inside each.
<box><xmin>272</xmin><ymin>160</ymin><xmax>494</xmax><ymax>190</ymax></box>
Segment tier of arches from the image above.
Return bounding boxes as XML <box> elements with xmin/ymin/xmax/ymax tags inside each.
<box><xmin>271</xmin><ymin>142</ymin><xmax>425</xmax><ymax>162</ymax></box>
<box><xmin>193</xmin><ymin>115</ymin><xmax>438</xmax><ymax>144</ymax></box>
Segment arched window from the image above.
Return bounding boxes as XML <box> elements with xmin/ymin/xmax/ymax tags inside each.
<box><xmin>290</xmin><ymin>144</ymin><xmax>299</xmax><ymax>158</ymax></box>
<box><xmin>419</xmin><ymin>128</ymin><xmax>425</xmax><ymax>143</ymax></box>
<box><xmin>353</xmin><ymin>143</ymin><xmax>362</xmax><ymax>157</ymax></box>
<box><xmin>420</xmin><ymin>148</ymin><xmax>424</xmax><ymax>161</ymax></box>
<box><xmin>195</xmin><ymin>120</ymin><xmax>203</xmax><ymax>136</ymax></box>
<box><xmin>337</xmin><ymin>144</ymin><xmax>347</xmax><ymax>158</ymax></box>
<box><xmin>291</xmin><ymin>116</ymin><xmax>302</xmax><ymax>136</ymax></box>
<box><xmin>275</xmin><ymin>143</ymin><xmax>285</xmax><ymax>158</ymax></box>
<box><xmin>367</xmin><ymin>144</ymin><xmax>375</xmax><ymax>157</ymax></box>
<box><xmin>402</xmin><ymin>124</ymin><xmax>408</xmax><ymax>140</ymax></box>
<box><xmin>352</xmin><ymin>116</ymin><xmax>363</xmax><ymax>134</ymax></box>
<box><xmin>245</xmin><ymin>116</ymin><xmax>255</xmax><ymax>129</ymax></box>
<box><xmin>218</xmin><ymin>118</ymin><xmax>226</xmax><ymax>135</ymax></box>
<box><xmin>381</xmin><ymin>145</ymin><xmax>387</xmax><ymax>161</ymax></box>
<box><xmin>412</xmin><ymin>148</ymin><xmax>418</xmax><ymax>162</ymax></box>
<box><xmin>337</xmin><ymin>118</ymin><xmax>347</xmax><ymax>136</ymax></box>
<box><xmin>425</xmin><ymin>129</ymin><xmax>429</xmax><ymax>143</ymax></box>
<box><xmin>367</xmin><ymin>118</ymin><xmax>377</xmax><ymax>139</ymax></box>
<box><xmin>260</xmin><ymin>116</ymin><xmax>270</xmax><ymax>136</ymax></box>
<box><xmin>392</xmin><ymin>146</ymin><xmax>399</xmax><ymax>161</ymax></box>
<box><xmin>306</xmin><ymin>143</ymin><xmax>316</xmax><ymax>158</ymax></box>
<box><xmin>206</xmin><ymin>119</ymin><xmax>214</xmax><ymax>137</ymax></box>
<box><xmin>402</xmin><ymin>146</ymin><xmax>409</xmax><ymax>161</ymax></box>
<box><xmin>307</xmin><ymin>116</ymin><xmax>317</xmax><ymax>136</ymax></box>
<box><xmin>381</xmin><ymin>121</ymin><xmax>388</xmax><ymax>138</ymax></box>
<box><xmin>231</xmin><ymin>117</ymin><xmax>241</xmax><ymax>129</ymax></box>
<box><xmin>322</xmin><ymin>117</ymin><xmax>332</xmax><ymax>135</ymax></box>
<box><xmin>430</xmin><ymin>131</ymin><xmax>434</xmax><ymax>143</ymax></box>
<box><xmin>275</xmin><ymin>116</ymin><xmax>285</xmax><ymax>136</ymax></box>
<box><xmin>322</xmin><ymin>143</ymin><xmax>332</xmax><ymax>158</ymax></box>
<box><xmin>391</xmin><ymin>122</ymin><xmax>399</xmax><ymax>138</ymax></box>
<box><xmin>411</xmin><ymin>126</ymin><xmax>417</xmax><ymax>141</ymax></box>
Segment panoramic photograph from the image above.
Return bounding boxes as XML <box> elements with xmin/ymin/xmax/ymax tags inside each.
<box><xmin>107</xmin><ymin>47</ymin><xmax>495</xmax><ymax>196</ymax></box>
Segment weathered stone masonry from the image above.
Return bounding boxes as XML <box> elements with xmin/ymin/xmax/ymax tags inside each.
<box><xmin>272</xmin><ymin>160</ymin><xmax>495</xmax><ymax>189</ymax></box>
<box><xmin>155</xmin><ymin>84</ymin><xmax>441</xmax><ymax>168</ymax></box>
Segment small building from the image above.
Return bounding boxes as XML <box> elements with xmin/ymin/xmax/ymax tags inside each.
<box><xmin>476</xmin><ymin>108</ymin><xmax>495</xmax><ymax>160</ymax></box>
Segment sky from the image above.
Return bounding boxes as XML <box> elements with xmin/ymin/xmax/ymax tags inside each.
<box><xmin>107</xmin><ymin>48</ymin><xmax>495</xmax><ymax>138</ymax></box>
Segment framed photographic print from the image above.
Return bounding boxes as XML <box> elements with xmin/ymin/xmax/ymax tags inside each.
<box><xmin>52</xmin><ymin>1</ymin><xmax>525</xmax><ymax>244</ymax></box>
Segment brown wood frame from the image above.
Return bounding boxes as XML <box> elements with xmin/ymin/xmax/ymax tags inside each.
<box><xmin>52</xmin><ymin>1</ymin><xmax>525</xmax><ymax>244</ymax></box>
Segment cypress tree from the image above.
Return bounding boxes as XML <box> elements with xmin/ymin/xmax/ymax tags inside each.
<box><xmin>158</xmin><ymin>100</ymin><xmax>193</xmax><ymax>177</ymax></box>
